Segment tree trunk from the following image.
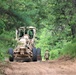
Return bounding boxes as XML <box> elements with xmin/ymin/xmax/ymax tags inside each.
<box><xmin>71</xmin><ymin>25</ymin><xmax>76</xmax><ymax>38</ymax></box>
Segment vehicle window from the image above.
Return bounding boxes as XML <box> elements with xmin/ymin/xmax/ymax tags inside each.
<box><xmin>27</xmin><ymin>29</ymin><xmax>34</xmax><ymax>39</ymax></box>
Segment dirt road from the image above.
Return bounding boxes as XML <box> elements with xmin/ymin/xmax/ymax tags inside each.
<box><xmin>4</xmin><ymin>59</ymin><xmax>76</xmax><ymax>75</ymax></box>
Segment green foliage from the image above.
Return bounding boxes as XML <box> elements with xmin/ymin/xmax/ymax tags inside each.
<box><xmin>0</xmin><ymin>0</ymin><xmax>76</xmax><ymax>61</ymax></box>
<box><xmin>50</xmin><ymin>49</ymin><xmax>62</xmax><ymax>60</ymax></box>
<box><xmin>36</xmin><ymin>28</ymin><xmax>51</xmax><ymax>57</ymax></box>
<box><xmin>0</xmin><ymin>31</ymin><xmax>16</xmax><ymax>61</ymax></box>
<box><xmin>0</xmin><ymin>19</ymin><xmax>5</xmax><ymax>34</ymax></box>
<box><xmin>63</xmin><ymin>38</ymin><xmax>76</xmax><ymax>58</ymax></box>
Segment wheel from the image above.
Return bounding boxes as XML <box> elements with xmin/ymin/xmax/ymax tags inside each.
<box><xmin>32</xmin><ymin>47</ymin><xmax>37</xmax><ymax>61</ymax></box>
<box><xmin>37</xmin><ymin>48</ymin><xmax>41</xmax><ymax>55</ymax></box>
<box><xmin>8</xmin><ymin>48</ymin><xmax>14</xmax><ymax>62</ymax></box>
<box><xmin>37</xmin><ymin>48</ymin><xmax>42</xmax><ymax>61</ymax></box>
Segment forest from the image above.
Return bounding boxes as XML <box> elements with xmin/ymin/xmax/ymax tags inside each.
<box><xmin>0</xmin><ymin>0</ymin><xmax>76</xmax><ymax>61</ymax></box>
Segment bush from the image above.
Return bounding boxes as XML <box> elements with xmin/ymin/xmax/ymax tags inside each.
<box><xmin>50</xmin><ymin>49</ymin><xmax>62</xmax><ymax>60</ymax></box>
<box><xmin>63</xmin><ymin>42</ymin><xmax>76</xmax><ymax>58</ymax></box>
<box><xmin>0</xmin><ymin>31</ymin><xmax>16</xmax><ymax>61</ymax></box>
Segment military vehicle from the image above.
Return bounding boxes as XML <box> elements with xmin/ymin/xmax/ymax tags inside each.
<box><xmin>8</xmin><ymin>26</ymin><xmax>41</xmax><ymax>62</ymax></box>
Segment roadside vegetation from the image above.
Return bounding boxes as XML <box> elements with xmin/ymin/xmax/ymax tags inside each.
<box><xmin>0</xmin><ymin>0</ymin><xmax>76</xmax><ymax>61</ymax></box>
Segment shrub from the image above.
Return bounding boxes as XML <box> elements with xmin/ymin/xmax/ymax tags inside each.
<box><xmin>63</xmin><ymin>42</ymin><xmax>76</xmax><ymax>58</ymax></box>
<box><xmin>50</xmin><ymin>49</ymin><xmax>62</xmax><ymax>60</ymax></box>
<box><xmin>0</xmin><ymin>31</ymin><xmax>16</xmax><ymax>61</ymax></box>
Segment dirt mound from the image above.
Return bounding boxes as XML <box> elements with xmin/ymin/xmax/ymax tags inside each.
<box><xmin>58</xmin><ymin>55</ymin><xmax>72</xmax><ymax>61</ymax></box>
<box><xmin>0</xmin><ymin>63</ymin><xmax>5</xmax><ymax>75</ymax></box>
<box><xmin>0</xmin><ymin>61</ymin><xmax>11</xmax><ymax>75</ymax></box>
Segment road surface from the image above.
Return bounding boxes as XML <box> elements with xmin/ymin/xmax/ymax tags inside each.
<box><xmin>4</xmin><ymin>59</ymin><xmax>76</xmax><ymax>75</ymax></box>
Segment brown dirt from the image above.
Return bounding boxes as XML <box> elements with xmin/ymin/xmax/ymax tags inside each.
<box><xmin>0</xmin><ymin>61</ymin><xmax>10</xmax><ymax>75</ymax></box>
<box><xmin>3</xmin><ymin>59</ymin><xmax>76</xmax><ymax>75</ymax></box>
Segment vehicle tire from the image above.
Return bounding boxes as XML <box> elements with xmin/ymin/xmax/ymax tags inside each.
<box><xmin>32</xmin><ymin>47</ymin><xmax>37</xmax><ymax>61</ymax></box>
<box><xmin>37</xmin><ymin>48</ymin><xmax>41</xmax><ymax>55</ymax></box>
<box><xmin>37</xmin><ymin>48</ymin><xmax>42</xmax><ymax>61</ymax></box>
<box><xmin>8</xmin><ymin>48</ymin><xmax>14</xmax><ymax>62</ymax></box>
